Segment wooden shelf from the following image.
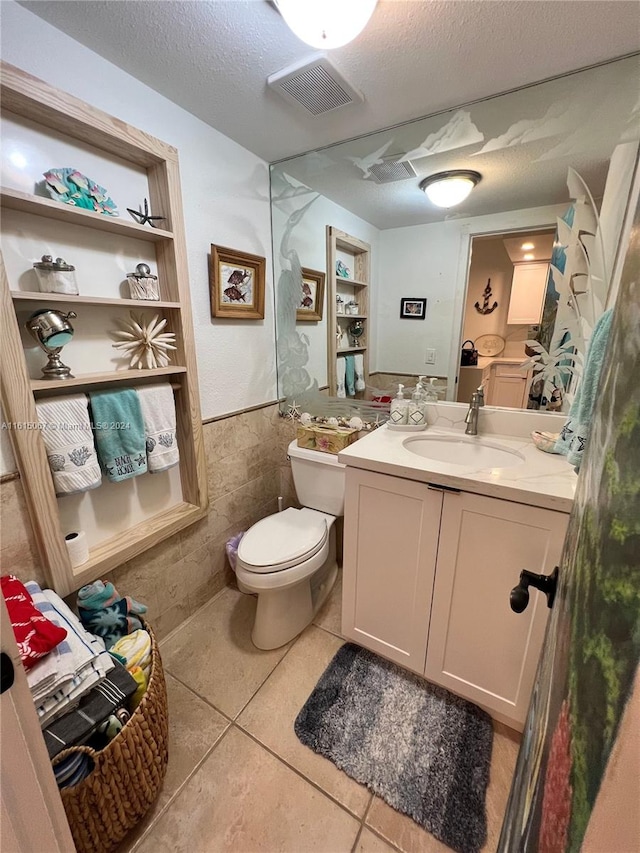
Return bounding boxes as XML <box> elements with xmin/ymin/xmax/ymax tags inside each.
<box><xmin>1</xmin><ymin>186</ymin><xmax>175</xmax><ymax>242</ymax></box>
<box><xmin>335</xmin><ymin>276</ymin><xmax>368</xmax><ymax>287</ymax></box>
<box><xmin>327</xmin><ymin>226</ymin><xmax>371</xmax><ymax>396</ymax></box>
<box><xmin>31</xmin><ymin>366</ymin><xmax>187</xmax><ymax>392</ymax></box>
<box><xmin>11</xmin><ymin>290</ymin><xmax>181</xmax><ymax>308</ymax></box>
<box><xmin>1</xmin><ymin>63</ymin><xmax>207</xmax><ymax>598</ymax></box>
<box><xmin>72</xmin><ymin>501</ymin><xmax>205</xmax><ymax>584</ymax></box>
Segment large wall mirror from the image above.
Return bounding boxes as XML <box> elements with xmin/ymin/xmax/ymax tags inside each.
<box><xmin>271</xmin><ymin>55</ymin><xmax>639</xmax><ymax>415</ymax></box>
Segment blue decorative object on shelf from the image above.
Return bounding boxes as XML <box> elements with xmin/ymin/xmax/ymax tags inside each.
<box><xmin>336</xmin><ymin>260</ymin><xmax>351</xmax><ymax>279</ymax></box>
<box><xmin>43</xmin><ymin>168</ymin><xmax>119</xmax><ymax>216</ymax></box>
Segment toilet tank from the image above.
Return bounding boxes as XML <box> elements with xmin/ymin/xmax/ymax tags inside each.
<box><xmin>287</xmin><ymin>439</ymin><xmax>346</xmax><ymax>516</ymax></box>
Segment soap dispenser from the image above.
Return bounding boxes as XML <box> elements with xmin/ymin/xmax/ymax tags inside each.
<box><xmin>408</xmin><ymin>381</ymin><xmax>427</xmax><ymax>426</ymax></box>
<box><xmin>425</xmin><ymin>377</ymin><xmax>439</xmax><ymax>403</ymax></box>
<box><xmin>390</xmin><ymin>384</ymin><xmax>409</xmax><ymax>425</ymax></box>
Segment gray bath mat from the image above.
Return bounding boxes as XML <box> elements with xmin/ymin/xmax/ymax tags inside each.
<box><xmin>294</xmin><ymin>643</ymin><xmax>493</xmax><ymax>853</ymax></box>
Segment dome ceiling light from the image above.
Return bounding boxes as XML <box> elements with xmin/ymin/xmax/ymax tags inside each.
<box><xmin>419</xmin><ymin>170</ymin><xmax>482</xmax><ymax>208</ymax></box>
<box><xmin>275</xmin><ymin>0</ymin><xmax>378</xmax><ymax>50</ymax></box>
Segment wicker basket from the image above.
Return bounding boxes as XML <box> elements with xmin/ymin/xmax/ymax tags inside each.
<box><xmin>51</xmin><ymin>623</ymin><xmax>169</xmax><ymax>853</ymax></box>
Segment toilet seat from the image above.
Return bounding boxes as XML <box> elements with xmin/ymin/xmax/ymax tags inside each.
<box><xmin>237</xmin><ymin>507</ymin><xmax>329</xmax><ymax>573</ymax></box>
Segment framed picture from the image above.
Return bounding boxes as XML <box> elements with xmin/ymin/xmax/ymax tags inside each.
<box><xmin>400</xmin><ymin>297</ymin><xmax>427</xmax><ymax>319</ymax></box>
<box><xmin>296</xmin><ymin>267</ymin><xmax>325</xmax><ymax>322</ymax></box>
<box><xmin>210</xmin><ymin>245</ymin><xmax>266</xmax><ymax>319</ymax></box>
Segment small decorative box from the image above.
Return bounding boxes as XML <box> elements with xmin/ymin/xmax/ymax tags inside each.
<box><xmin>297</xmin><ymin>425</ymin><xmax>359</xmax><ymax>454</ymax></box>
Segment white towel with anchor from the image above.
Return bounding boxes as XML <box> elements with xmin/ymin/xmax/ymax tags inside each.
<box><xmin>136</xmin><ymin>383</ymin><xmax>180</xmax><ymax>473</ymax></box>
<box><xmin>36</xmin><ymin>395</ymin><xmax>101</xmax><ymax>496</ymax></box>
<box><xmin>336</xmin><ymin>357</ymin><xmax>346</xmax><ymax>398</ymax></box>
<box><xmin>354</xmin><ymin>353</ymin><xmax>366</xmax><ymax>392</ymax></box>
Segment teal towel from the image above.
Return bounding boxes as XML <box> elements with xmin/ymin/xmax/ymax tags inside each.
<box><xmin>345</xmin><ymin>355</ymin><xmax>356</xmax><ymax>397</ymax></box>
<box><xmin>554</xmin><ymin>309</ymin><xmax>613</xmax><ymax>469</ymax></box>
<box><xmin>77</xmin><ymin>580</ymin><xmax>146</xmax><ymax>649</ymax></box>
<box><xmin>89</xmin><ymin>389</ymin><xmax>147</xmax><ymax>482</ymax></box>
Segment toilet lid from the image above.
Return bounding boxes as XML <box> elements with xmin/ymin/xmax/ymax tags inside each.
<box><xmin>237</xmin><ymin>508</ymin><xmax>328</xmax><ymax>572</ymax></box>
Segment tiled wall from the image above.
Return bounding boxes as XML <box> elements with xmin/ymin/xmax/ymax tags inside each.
<box><xmin>0</xmin><ymin>404</ymin><xmax>299</xmax><ymax>640</ymax></box>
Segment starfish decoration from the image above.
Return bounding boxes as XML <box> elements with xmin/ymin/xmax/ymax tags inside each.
<box><xmin>286</xmin><ymin>401</ymin><xmax>301</xmax><ymax>421</ymax></box>
<box><xmin>126</xmin><ymin>198</ymin><xmax>166</xmax><ymax>228</ymax></box>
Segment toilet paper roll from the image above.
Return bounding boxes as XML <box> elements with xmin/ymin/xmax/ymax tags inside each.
<box><xmin>65</xmin><ymin>531</ymin><xmax>89</xmax><ymax>568</ymax></box>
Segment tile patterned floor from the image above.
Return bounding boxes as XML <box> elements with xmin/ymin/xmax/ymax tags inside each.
<box><xmin>122</xmin><ymin>578</ymin><xmax>521</xmax><ymax>853</ymax></box>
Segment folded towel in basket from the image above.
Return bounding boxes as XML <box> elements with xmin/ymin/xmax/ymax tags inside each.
<box><xmin>35</xmin><ymin>394</ymin><xmax>101</xmax><ymax>496</ymax></box>
<box><xmin>77</xmin><ymin>580</ymin><xmax>146</xmax><ymax>649</ymax></box>
<box><xmin>89</xmin><ymin>388</ymin><xmax>147</xmax><ymax>482</ymax></box>
<box><xmin>136</xmin><ymin>383</ymin><xmax>180</xmax><ymax>473</ymax></box>
<box><xmin>111</xmin><ymin>629</ymin><xmax>152</xmax><ymax>678</ymax></box>
<box><xmin>43</xmin><ymin>660</ymin><xmax>137</xmax><ymax>759</ymax></box>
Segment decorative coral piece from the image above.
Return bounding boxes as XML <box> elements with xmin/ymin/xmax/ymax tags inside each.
<box><xmin>112</xmin><ymin>312</ymin><xmax>177</xmax><ymax>370</ymax></box>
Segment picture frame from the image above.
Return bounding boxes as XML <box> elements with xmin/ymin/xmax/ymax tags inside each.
<box><xmin>296</xmin><ymin>267</ymin><xmax>326</xmax><ymax>322</ymax></box>
<box><xmin>400</xmin><ymin>297</ymin><xmax>427</xmax><ymax>320</ymax></box>
<box><xmin>210</xmin><ymin>244</ymin><xmax>266</xmax><ymax>319</ymax></box>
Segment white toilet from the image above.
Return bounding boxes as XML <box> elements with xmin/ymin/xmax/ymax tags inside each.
<box><xmin>234</xmin><ymin>439</ymin><xmax>346</xmax><ymax>650</ymax></box>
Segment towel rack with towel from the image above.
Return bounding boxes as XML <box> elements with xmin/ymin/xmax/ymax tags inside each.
<box><xmin>0</xmin><ymin>63</ymin><xmax>208</xmax><ymax>596</ymax></box>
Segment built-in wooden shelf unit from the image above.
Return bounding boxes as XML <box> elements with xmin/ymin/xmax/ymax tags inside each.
<box><xmin>0</xmin><ymin>62</ymin><xmax>208</xmax><ymax>596</ymax></box>
<box><xmin>326</xmin><ymin>226</ymin><xmax>371</xmax><ymax>396</ymax></box>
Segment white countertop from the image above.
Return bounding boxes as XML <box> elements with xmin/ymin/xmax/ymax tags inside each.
<box><xmin>338</xmin><ymin>424</ymin><xmax>576</xmax><ymax>513</ymax></box>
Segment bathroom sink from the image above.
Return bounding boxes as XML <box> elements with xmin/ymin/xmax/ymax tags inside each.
<box><xmin>403</xmin><ymin>435</ymin><xmax>525</xmax><ymax>469</ymax></box>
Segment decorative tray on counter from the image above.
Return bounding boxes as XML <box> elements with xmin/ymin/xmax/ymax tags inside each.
<box><xmin>386</xmin><ymin>423</ymin><xmax>428</xmax><ymax>432</ymax></box>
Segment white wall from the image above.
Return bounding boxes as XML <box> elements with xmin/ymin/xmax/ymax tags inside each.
<box><xmin>377</xmin><ymin>204</ymin><xmax>568</xmax><ymax>394</ymax></box>
<box><xmin>272</xmin><ymin>182</ymin><xmax>379</xmax><ymax>392</ymax></box>
<box><xmin>1</xmin><ymin>2</ymin><xmax>277</xmax><ymax>445</ymax></box>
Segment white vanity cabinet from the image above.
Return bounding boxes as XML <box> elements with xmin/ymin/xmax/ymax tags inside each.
<box><xmin>341</xmin><ymin>468</ymin><xmax>569</xmax><ymax>729</ymax></box>
<box><xmin>341</xmin><ymin>469</ymin><xmax>443</xmax><ymax>673</ymax></box>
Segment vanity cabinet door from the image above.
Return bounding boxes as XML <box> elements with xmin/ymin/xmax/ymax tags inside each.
<box><xmin>342</xmin><ymin>469</ymin><xmax>443</xmax><ymax>674</ymax></box>
<box><xmin>424</xmin><ymin>491</ymin><xmax>568</xmax><ymax>729</ymax></box>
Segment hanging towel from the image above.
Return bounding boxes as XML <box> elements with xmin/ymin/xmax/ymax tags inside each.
<box><xmin>77</xmin><ymin>580</ymin><xmax>146</xmax><ymax>649</ymax></box>
<box><xmin>336</xmin><ymin>357</ymin><xmax>346</xmax><ymax>398</ymax></box>
<box><xmin>89</xmin><ymin>388</ymin><xmax>147</xmax><ymax>482</ymax></box>
<box><xmin>345</xmin><ymin>355</ymin><xmax>356</xmax><ymax>397</ymax></box>
<box><xmin>35</xmin><ymin>395</ymin><xmax>101</xmax><ymax>496</ymax></box>
<box><xmin>554</xmin><ymin>309</ymin><xmax>613</xmax><ymax>469</ymax></box>
<box><xmin>354</xmin><ymin>353</ymin><xmax>366</xmax><ymax>392</ymax></box>
<box><xmin>136</xmin><ymin>383</ymin><xmax>180</xmax><ymax>473</ymax></box>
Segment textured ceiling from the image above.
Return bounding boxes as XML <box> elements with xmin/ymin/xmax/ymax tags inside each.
<box><xmin>18</xmin><ymin>0</ymin><xmax>640</xmax><ymax>163</ymax></box>
<box><xmin>272</xmin><ymin>57</ymin><xmax>640</xmax><ymax>228</ymax></box>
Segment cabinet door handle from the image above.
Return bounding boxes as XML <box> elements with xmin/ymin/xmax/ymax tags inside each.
<box><xmin>0</xmin><ymin>653</ymin><xmax>15</xmax><ymax>694</ymax></box>
<box><xmin>427</xmin><ymin>484</ymin><xmax>461</xmax><ymax>494</ymax></box>
<box><xmin>510</xmin><ymin>566</ymin><xmax>559</xmax><ymax>613</ymax></box>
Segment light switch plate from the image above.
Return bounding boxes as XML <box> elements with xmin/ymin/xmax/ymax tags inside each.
<box><xmin>425</xmin><ymin>348</ymin><xmax>436</xmax><ymax>364</ymax></box>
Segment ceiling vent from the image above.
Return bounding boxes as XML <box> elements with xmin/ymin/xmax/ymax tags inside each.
<box><xmin>268</xmin><ymin>55</ymin><xmax>363</xmax><ymax>117</ymax></box>
<box><xmin>368</xmin><ymin>156</ymin><xmax>417</xmax><ymax>184</ymax></box>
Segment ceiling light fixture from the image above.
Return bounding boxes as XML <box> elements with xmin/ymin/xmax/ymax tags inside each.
<box><xmin>419</xmin><ymin>170</ymin><xmax>482</xmax><ymax>208</ymax></box>
<box><xmin>275</xmin><ymin>0</ymin><xmax>378</xmax><ymax>49</ymax></box>
<box><xmin>523</xmin><ymin>253</ymin><xmax>535</xmax><ymax>260</ymax></box>
<box><xmin>521</xmin><ymin>242</ymin><xmax>535</xmax><ymax>250</ymax></box>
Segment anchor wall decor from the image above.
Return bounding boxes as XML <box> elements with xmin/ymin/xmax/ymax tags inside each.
<box><xmin>475</xmin><ymin>279</ymin><xmax>498</xmax><ymax>314</ymax></box>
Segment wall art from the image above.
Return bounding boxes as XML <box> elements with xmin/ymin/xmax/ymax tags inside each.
<box><xmin>296</xmin><ymin>267</ymin><xmax>325</xmax><ymax>322</ymax></box>
<box><xmin>210</xmin><ymin>245</ymin><xmax>266</xmax><ymax>319</ymax></box>
<box><xmin>400</xmin><ymin>297</ymin><xmax>427</xmax><ymax>319</ymax></box>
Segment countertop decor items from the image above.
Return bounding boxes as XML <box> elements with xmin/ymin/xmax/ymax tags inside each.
<box><xmin>43</xmin><ymin>168</ymin><xmax>118</xmax><ymax>216</ymax></box>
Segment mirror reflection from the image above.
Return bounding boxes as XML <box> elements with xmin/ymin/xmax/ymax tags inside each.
<box><xmin>271</xmin><ymin>55</ymin><xmax>639</xmax><ymax>413</ymax></box>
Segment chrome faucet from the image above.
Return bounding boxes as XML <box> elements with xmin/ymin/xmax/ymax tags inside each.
<box><xmin>465</xmin><ymin>386</ymin><xmax>484</xmax><ymax>435</ymax></box>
